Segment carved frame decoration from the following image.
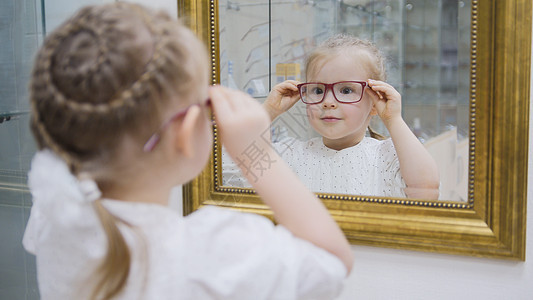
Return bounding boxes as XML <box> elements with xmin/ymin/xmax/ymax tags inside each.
<box><xmin>179</xmin><ymin>0</ymin><xmax>531</xmax><ymax>260</ymax></box>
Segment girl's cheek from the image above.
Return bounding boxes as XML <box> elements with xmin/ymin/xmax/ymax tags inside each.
<box><xmin>306</xmin><ymin>105</ymin><xmax>316</xmax><ymax>117</ymax></box>
<box><xmin>306</xmin><ymin>105</ymin><xmax>322</xmax><ymax>113</ymax></box>
<box><xmin>307</xmin><ymin>105</ymin><xmax>324</xmax><ymax>121</ymax></box>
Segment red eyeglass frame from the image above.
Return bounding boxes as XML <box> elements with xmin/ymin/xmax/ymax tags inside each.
<box><xmin>297</xmin><ymin>80</ymin><xmax>368</xmax><ymax>104</ymax></box>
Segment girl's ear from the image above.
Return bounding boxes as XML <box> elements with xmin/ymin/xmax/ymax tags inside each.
<box><xmin>172</xmin><ymin>106</ymin><xmax>201</xmax><ymax>158</ymax></box>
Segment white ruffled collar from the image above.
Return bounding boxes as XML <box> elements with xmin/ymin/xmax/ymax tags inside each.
<box><xmin>23</xmin><ymin>150</ymin><xmax>105</xmax><ymax>253</ymax></box>
<box><xmin>28</xmin><ymin>150</ymin><xmax>102</xmax><ymax>203</ymax></box>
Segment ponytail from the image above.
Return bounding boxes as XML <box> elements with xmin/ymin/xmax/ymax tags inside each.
<box><xmin>90</xmin><ymin>201</ymin><xmax>131</xmax><ymax>300</ymax></box>
<box><xmin>368</xmin><ymin>126</ymin><xmax>386</xmax><ymax>140</ymax></box>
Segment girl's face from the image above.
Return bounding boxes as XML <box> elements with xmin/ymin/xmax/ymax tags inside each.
<box><xmin>306</xmin><ymin>54</ymin><xmax>376</xmax><ymax>150</ymax></box>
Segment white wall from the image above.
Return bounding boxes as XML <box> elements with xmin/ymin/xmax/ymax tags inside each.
<box><xmin>44</xmin><ymin>0</ymin><xmax>177</xmax><ymax>34</ymax></box>
<box><xmin>127</xmin><ymin>0</ymin><xmax>177</xmax><ymax>17</ymax></box>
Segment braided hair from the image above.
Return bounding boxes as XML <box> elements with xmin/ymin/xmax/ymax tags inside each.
<box><xmin>29</xmin><ymin>3</ymin><xmax>208</xmax><ymax>299</ymax></box>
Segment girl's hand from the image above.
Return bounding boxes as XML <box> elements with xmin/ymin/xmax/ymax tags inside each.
<box><xmin>367</xmin><ymin>79</ymin><xmax>402</xmax><ymax>125</ymax></box>
<box><xmin>263</xmin><ymin>80</ymin><xmax>301</xmax><ymax>121</ymax></box>
<box><xmin>209</xmin><ymin>85</ymin><xmax>272</xmax><ymax>163</ymax></box>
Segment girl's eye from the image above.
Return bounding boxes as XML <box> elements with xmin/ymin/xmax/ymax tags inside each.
<box><xmin>312</xmin><ymin>87</ymin><xmax>324</xmax><ymax>95</ymax></box>
<box><xmin>340</xmin><ymin>87</ymin><xmax>353</xmax><ymax>94</ymax></box>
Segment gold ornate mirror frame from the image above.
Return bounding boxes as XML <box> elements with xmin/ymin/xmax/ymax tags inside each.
<box><xmin>179</xmin><ymin>0</ymin><xmax>531</xmax><ymax>260</ymax></box>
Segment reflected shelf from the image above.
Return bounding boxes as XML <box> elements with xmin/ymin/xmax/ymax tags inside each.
<box><xmin>0</xmin><ymin>111</ymin><xmax>30</xmax><ymax>124</ymax></box>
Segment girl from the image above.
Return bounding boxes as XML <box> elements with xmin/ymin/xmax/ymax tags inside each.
<box><xmin>226</xmin><ymin>35</ymin><xmax>439</xmax><ymax>199</ymax></box>
<box><xmin>22</xmin><ymin>3</ymin><xmax>353</xmax><ymax>299</ymax></box>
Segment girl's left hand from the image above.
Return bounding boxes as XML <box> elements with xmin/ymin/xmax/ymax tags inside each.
<box><xmin>366</xmin><ymin>79</ymin><xmax>402</xmax><ymax>124</ymax></box>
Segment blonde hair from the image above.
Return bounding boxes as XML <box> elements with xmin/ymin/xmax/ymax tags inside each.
<box><xmin>29</xmin><ymin>3</ymin><xmax>207</xmax><ymax>299</ymax></box>
<box><xmin>305</xmin><ymin>34</ymin><xmax>387</xmax><ymax>139</ymax></box>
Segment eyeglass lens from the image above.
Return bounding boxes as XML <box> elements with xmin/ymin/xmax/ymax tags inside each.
<box><xmin>300</xmin><ymin>82</ymin><xmax>364</xmax><ymax>103</ymax></box>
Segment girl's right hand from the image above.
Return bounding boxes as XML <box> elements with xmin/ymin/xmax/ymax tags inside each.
<box><xmin>263</xmin><ymin>80</ymin><xmax>301</xmax><ymax>121</ymax></box>
<box><xmin>209</xmin><ymin>85</ymin><xmax>272</xmax><ymax>166</ymax></box>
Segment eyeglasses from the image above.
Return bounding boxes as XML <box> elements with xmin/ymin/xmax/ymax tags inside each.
<box><xmin>143</xmin><ymin>98</ymin><xmax>212</xmax><ymax>152</ymax></box>
<box><xmin>297</xmin><ymin>81</ymin><xmax>367</xmax><ymax>104</ymax></box>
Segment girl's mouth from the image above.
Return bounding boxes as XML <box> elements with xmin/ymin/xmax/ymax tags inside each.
<box><xmin>321</xmin><ymin>116</ymin><xmax>342</xmax><ymax>122</ymax></box>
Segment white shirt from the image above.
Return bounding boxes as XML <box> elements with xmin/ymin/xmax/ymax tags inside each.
<box><xmin>23</xmin><ymin>202</ymin><xmax>347</xmax><ymax>300</ymax></box>
<box><xmin>223</xmin><ymin>136</ymin><xmax>406</xmax><ymax>197</ymax></box>
<box><xmin>22</xmin><ymin>150</ymin><xmax>347</xmax><ymax>300</ymax></box>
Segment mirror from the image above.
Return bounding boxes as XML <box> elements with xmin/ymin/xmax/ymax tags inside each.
<box><xmin>179</xmin><ymin>0</ymin><xmax>530</xmax><ymax>259</ymax></box>
<box><xmin>218</xmin><ymin>0</ymin><xmax>470</xmax><ymax>201</ymax></box>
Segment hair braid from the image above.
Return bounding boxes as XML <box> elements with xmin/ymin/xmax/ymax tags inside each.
<box><xmin>32</xmin><ymin>8</ymin><xmax>150</xmax><ymax>116</ymax></box>
<box><xmin>30</xmin><ymin>25</ymin><xmax>86</xmax><ymax>170</ymax></box>
<box><xmin>30</xmin><ymin>102</ymin><xmax>82</xmax><ymax>171</ymax></box>
<box><xmin>31</xmin><ymin>6</ymin><xmax>161</xmax><ymax>163</ymax></box>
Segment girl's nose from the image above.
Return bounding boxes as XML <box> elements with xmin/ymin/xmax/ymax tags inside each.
<box><xmin>322</xmin><ymin>90</ymin><xmax>337</xmax><ymax>109</ymax></box>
